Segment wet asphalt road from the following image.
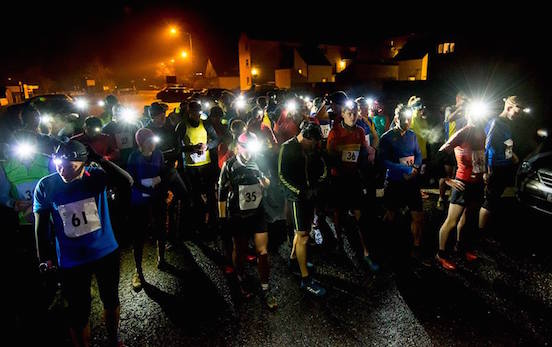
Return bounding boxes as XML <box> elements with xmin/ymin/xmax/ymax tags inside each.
<box><xmin>14</xmin><ymin>193</ymin><xmax>552</xmax><ymax>346</ymax></box>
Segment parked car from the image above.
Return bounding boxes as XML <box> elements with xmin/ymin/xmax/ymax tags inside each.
<box><xmin>516</xmin><ymin>129</ymin><xmax>552</xmax><ymax>216</ymax></box>
<box><xmin>156</xmin><ymin>86</ymin><xmax>192</xmax><ymax>103</ymax></box>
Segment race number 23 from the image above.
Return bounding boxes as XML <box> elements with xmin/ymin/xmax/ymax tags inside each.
<box><xmin>58</xmin><ymin>197</ymin><xmax>101</xmax><ymax>238</ymax></box>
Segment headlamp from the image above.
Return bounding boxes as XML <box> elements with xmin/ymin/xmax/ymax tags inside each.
<box><xmin>94</xmin><ymin>127</ymin><xmax>101</xmax><ymax>133</ymax></box>
<box><xmin>40</xmin><ymin>114</ymin><xmax>53</xmax><ymax>124</ymax></box>
<box><xmin>403</xmin><ymin>109</ymin><xmax>413</xmax><ymax>118</ymax></box>
<box><xmin>98</xmin><ymin>100</ymin><xmax>105</xmax><ymax>107</ymax></box>
<box><xmin>286</xmin><ymin>100</ymin><xmax>297</xmax><ymax>113</ymax></box>
<box><xmin>537</xmin><ymin>129</ymin><xmax>548</xmax><ymax>138</ymax></box>
<box><xmin>523</xmin><ymin>108</ymin><xmax>531</xmax><ymax>114</ymax></box>
<box><xmin>257</xmin><ymin>110</ymin><xmax>263</xmax><ymax>117</ymax></box>
<box><xmin>345</xmin><ymin>100</ymin><xmax>354</xmax><ymax>109</ymax></box>
<box><xmin>467</xmin><ymin>100</ymin><xmax>490</xmax><ymax>120</ymax></box>
<box><xmin>153</xmin><ymin>136</ymin><xmax>161</xmax><ymax>144</ymax></box>
<box><xmin>14</xmin><ymin>142</ymin><xmax>36</xmax><ymax>159</ymax></box>
<box><xmin>120</xmin><ymin>108</ymin><xmax>138</xmax><ymax>123</ymax></box>
<box><xmin>235</xmin><ymin>98</ymin><xmax>246</xmax><ymax>109</ymax></box>
<box><xmin>304</xmin><ymin>96</ymin><xmax>311</xmax><ymax>103</ymax></box>
<box><xmin>53</xmin><ymin>158</ymin><xmax>63</xmax><ymax>166</ymax></box>
<box><xmin>242</xmin><ymin>139</ymin><xmax>262</xmax><ymax>153</ymax></box>
<box><xmin>200</xmin><ymin>112</ymin><xmax>208</xmax><ymax>120</ymax></box>
<box><xmin>366</xmin><ymin>98</ymin><xmax>374</xmax><ymax>105</ymax></box>
<box><xmin>75</xmin><ymin>98</ymin><xmax>89</xmax><ymax>110</ymax></box>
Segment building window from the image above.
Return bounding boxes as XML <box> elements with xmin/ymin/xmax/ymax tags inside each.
<box><xmin>438</xmin><ymin>42</ymin><xmax>455</xmax><ymax>54</ymax></box>
<box><xmin>322</xmin><ymin>78</ymin><xmax>327</xmax><ymax>83</ymax></box>
<box><xmin>245</xmin><ymin>59</ymin><xmax>249</xmax><ymax>67</ymax></box>
<box><xmin>298</xmin><ymin>68</ymin><xmax>302</xmax><ymax>75</ymax></box>
<box><xmin>408</xmin><ymin>76</ymin><xmax>416</xmax><ymax>81</ymax></box>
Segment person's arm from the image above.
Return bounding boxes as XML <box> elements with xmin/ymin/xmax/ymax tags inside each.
<box><xmin>370</xmin><ymin>121</ymin><xmax>379</xmax><ymax>148</ymax></box>
<box><xmin>379</xmin><ymin>133</ymin><xmax>413</xmax><ymax>181</ymax></box>
<box><xmin>218</xmin><ymin>161</ymin><xmax>231</xmax><ymax>218</ymax></box>
<box><xmin>176</xmin><ymin>122</ymin><xmax>200</xmax><ymax>153</ymax></box>
<box><xmin>439</xmin><ymin>126</ymin><xmax>464</xmax><ymax>152</ymax></box>
<box><xmin>0</xmin><ymin>167</ymin><xmax>15</xmax><ymax>209</ymax></box>
<box><xmin>205</xmin><ymin>122</ymin><xmax>220</xmax><ymax>151</ymax></box>
<box><xmin>94</xmin><ymin>152</ymin><xmax>133</xmax><ymax>189</ymax></box>
<box><xmin>33</xmin><ymin>180</ymin><xmax>55</xmax><ymax>267</ymax></box>
<box><xmin>485</xmin><ymin>121</ymin><xmax>498</xmax><ymax>173</ymax></box>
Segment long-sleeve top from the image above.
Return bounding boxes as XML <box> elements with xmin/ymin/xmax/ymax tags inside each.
<box><xmin>379</xmin><ymin>128</ymin><xmax>422</xmax><ymax>182</ymax></box>
<box><xmin>278</xmin><ymin>137</ymin><xmax>327</xmax><ymax>201</ymax></box>
<box><xmin>127</xmin><ymin>149</ymin><xmax>165</xmax><ymax>205</ymax></box>
<box><xmin>485</xmin><ymin>116</ymin><xmax>514</xmax><ymax>169</ymax></box>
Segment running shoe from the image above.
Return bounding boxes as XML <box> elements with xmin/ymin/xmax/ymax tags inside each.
<box><xmin>300</xmin><ymin>277</ymin><xmax>326</xmax><ymax>297</ymax></box>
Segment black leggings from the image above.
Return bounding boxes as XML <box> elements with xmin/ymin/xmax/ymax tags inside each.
<box><xmin>61</xmin><ymin>250</ymin><xmax>120</xmax><ymax>329</ymax></box>
<box><xmin>131</xmin><ymin>201</ymin><xmax>167</xmax><ymax>272</ymax></box>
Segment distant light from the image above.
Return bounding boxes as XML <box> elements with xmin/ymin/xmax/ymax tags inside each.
<box><xmin>75</xmin><ymin>98</ymin><xmax>89</xmax><ymax>110</ymax></box>
<box><xmin>286</xmin><ymin>100</ymin><xmax>297</xmax><ymax>113</ymax></box>
<box><xmin>366</xmin><ymin>98</ymin><xmax>374</xmax><ymax>105</ymax></box>
<box><xmin>251</xmin><ymin>68</ymin><xmax>259</xmax><ymax>76</ymax></box>
<box><xmin>153</xmin><ymin>136</ymin><xmax>161</xmax><ymax>144</ymax></box>
<box><xmin>304</xmin><ymin>97</ymin><xmax>311</xmax><ymax>103</ymax></box>
<box><xmin>98</xmin><ymin>100</ymin><xmax>105</xmax><ymax>107</ymax></box>
<box><xmin>523</xmin><ymin>108</ymin><xmax>531</xmax><ymax>114</ymax></box>
<box><xmin>94</xmin><ymin>127</ymin><xmax>101</xmax><ymax>132</ymax></box>
<box><xmin>169</xmin><ymin>27</ymin><xmax>178</xmax><ymax>35</ymax></box>
<box><xmin>170</xmin><ymin>59</ymin><xmax>175</xmax><ymax>64</ymax></box>
<box><xmin>40</xmin><ymin>114</ymin><xmax>53</xmax><ymax>124</ymax></box>
<box><xmin>339</xmin><ymin>60</ymin><xmax>346</xmax><ymax>69</ymax></box>
<box><xmin>15</xmin><ymin>142</ymin><xmax>35</xmax><ymax>159</ymax></box>
<box><xmin>345</xmin><ymin>100</ymin><xmax>354</xmax><ymax>109</ymax></box>
<box><xmin>257</xmin><ymin>110</ymin><xmax>263</xmax><ymax>116</ymax></box>
<box><xmin>181</xmin><ymin>51</ymin><xmax>188</xmax><ymax>58</ymax></box>
<box><xmin>203</xmin><ymin>102</ymin><xmax>210</xmax><ymax>109</ymax></box>
<box><xmin>537</xmin><ymin>129</ymin><xmax>548</xmax><ymax>138</ymax></box>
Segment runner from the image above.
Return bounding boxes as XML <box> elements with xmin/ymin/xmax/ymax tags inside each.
<box><xmin>218</xmin><ymin>132</ymin><xmax>277</xmax><ymax>309</ymax></box>
<box><xmin>34</xmin><ymin>140</ymin><xmax>133</xmax><ymax>347</ymax></box>
<box><xmin>435</xmin><ymin>105</ymin><xmax>487</xmax><ymax>270</ymax></box>
<box><xmin>278</xmin><ymin>122</ymin><xmax>327</xmax><ymax>297</ymax></box>
<box><xmin>327</xmin><ymin>101</ymin><xmax>379</xmax><ymax>271</ymax></box>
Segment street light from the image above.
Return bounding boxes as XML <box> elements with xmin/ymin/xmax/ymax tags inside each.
<box><xmin>169</xmin><ymin>26</ymin><xmax>178</xmax><ymax>36</ymax></box>
<box><xmin>251</xmin><ymin>68</ymin><xmax>259</xmax><ymax>77</ymax></box>
<box><xmin>181</xmin><ymin>51</ymin><xmax>188</xmax><ymax>59</ymax></box>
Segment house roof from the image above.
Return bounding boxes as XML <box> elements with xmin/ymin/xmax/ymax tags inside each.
<box><xmin>296</xmin><ymin>46</ymin><xmax>331</xmax><ymax>66</ymax></box>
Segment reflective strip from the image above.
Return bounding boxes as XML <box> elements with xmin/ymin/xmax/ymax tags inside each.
<box><xmin>292</xmin><ymin>201</ymin><xmax>300</xmax><ymax>231</ymax></box>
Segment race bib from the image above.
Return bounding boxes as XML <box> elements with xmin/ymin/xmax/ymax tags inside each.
<box><xmin>190</xmin><ymin>151</ymin><xmax>207</xmax><ymax>164</ymax></box>
<box><xmin>320</xmin><ymin>124</ymin><xmax>331</xmax><ymax>139</ymax></box>
<box><xmin>504</xmin><ymin>139</ymin><xmax>513</xmax><ymax>160</ymax></box>
<box><xmin>15</xmin><ymin>180</ymin><xmax>38</xmax><ymax>201</ymax></box>
<box><xmin>115</xmin><ymin>132</ymin><xmax>133</xmax><ymax>149</ymax></box>
<box><xmin>399</xmin><ymin>156</ymin><xmax>415</xmax><ymax>166</ymax></box>
<box><xmin>341</xmin><ymin>150</ymin><xmax>359</xmax><ymax>163</ymax></box>
<box><xmin>58</xmin><ymin>197</ymin><xmax>101</xmax><ymax>238</ymax></box>
<box><xmin>238</xmin><ymin>184</ymin><xmax>262</xmax><ymax>210</ymax></box>
<box><xmin>471</xmin><ymin>150</ymin><xmax>486</xmax><ymax>174</ymax></box>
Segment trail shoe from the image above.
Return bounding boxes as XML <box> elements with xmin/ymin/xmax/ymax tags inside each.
<box><xmin>262</xmin><ymin>289</ymin><xmax>278</xmax><ymax>310</ymax></box>
<box><xmin>435</xmin><ymin>253</ymin><xmax>456</xmax><ymax>271</ymax></box>
<box><xmin>300</xmin><ymin>277</ymin><xmax>326</xmax><ymax>297</ymax></box>
<box><xmin>132</xmin><ymin>272</ymin><xmax>143</xmax><ymax>292</ymax></box>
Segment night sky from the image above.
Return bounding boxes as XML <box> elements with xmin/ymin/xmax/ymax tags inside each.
<box><xmin>1</xmin><ymin>1</ymin><xmax>549</xmax><ymax>86</ymax></box>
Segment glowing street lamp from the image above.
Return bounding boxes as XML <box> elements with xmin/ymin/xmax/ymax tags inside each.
<box><xmin>181</xmin><ymin>51</ymin><xmax>188</xmax><ymax>59</ymax></box>
<box><xmin>251</xmin><ymin>68</ymin><xmax>259</xmax><ymax>77</ymax></box>
<box><xmin>169</xmin><ymin>26</ymin><xmax>178</xmax><ymax>36</ymax></box>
